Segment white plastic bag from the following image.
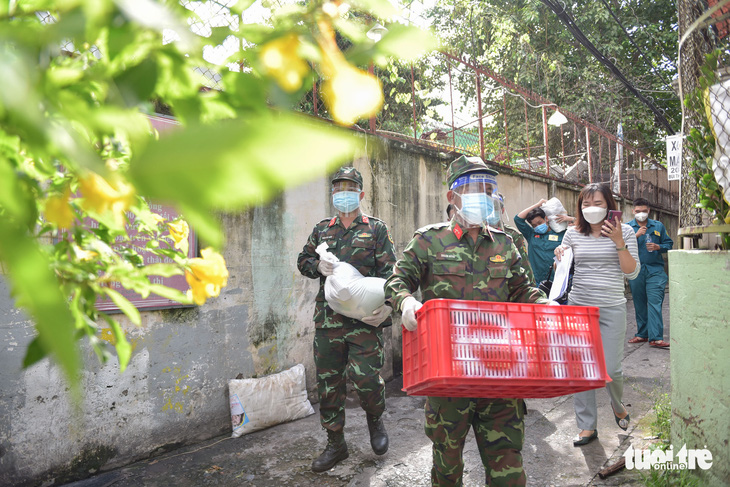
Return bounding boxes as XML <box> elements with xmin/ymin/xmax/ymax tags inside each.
<box><xmin>228</xmin><ymin>364</ymin><xmax>315</xmax><ymax>438</ymax></box>
<box><xmin>541</xmin><ymin>197</ymin><xmax>569</xmax><ymax>233</ymax></box>
<box><xmin>315</xmin><ymin>243</ymin><xmax>386</xmax><ymax>320</ymax></box>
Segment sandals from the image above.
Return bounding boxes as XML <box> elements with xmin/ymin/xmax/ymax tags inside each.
<box><xmin>573</xmin><ymin>429</ymin><xmax>598</xmax><ymax>446</ymax></box>
<box><xmin>628</xmin><ymin>336</ymin><xmax>647</xmax><ymax>344</ymax></box>
<box><xmin>650</xmin><ymin>340</ymin><xmax>670</xmax><ymax>348</ymax></box>
<box><xmin>613</xmin><ymin>405</ymin><xmax>630</xmax><ymax>431</ymax></box>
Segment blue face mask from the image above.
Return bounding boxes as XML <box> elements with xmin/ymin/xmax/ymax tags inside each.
<box><xmin>487</xmin><ymin>213</ymin><xmax>502</xmax><ymax>227</ymax></box>
<box><xmin>534</xmin><ymin>223</ymin><xmax>549</xmax><ymax>234</ymax></box>
<box><xmin>332</xmin><ymin>191</ymin><xmax>360</xmax><ymax>213</ymax></box>
<box><xmin>458</xmin><ymin>193</ymin><xmax>494</xmax><ymax>226</ymax></box>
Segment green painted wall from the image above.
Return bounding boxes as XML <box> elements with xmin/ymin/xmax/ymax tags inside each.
<box><xmin>669</xmin><ymin>250</ymin><xmax>730</xmax><ymax>486</ymax></box>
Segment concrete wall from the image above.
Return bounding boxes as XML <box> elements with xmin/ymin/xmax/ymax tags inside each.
<box><xmin>669</xmin><ymin>250</ymin><xmax>730</xmax><ymax>486</ymax></box>
<box><xmin>0</xmin><ymin>135</ymin><xmax>680</xmax><ymax>486</ymax></box>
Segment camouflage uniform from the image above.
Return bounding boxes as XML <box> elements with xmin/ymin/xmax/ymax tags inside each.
<box><xmin>504</xmin><ymin>224</ymin><xmax>535</xmax><ymax>284</ymax></box>
<box><xmin>297</xmin><ymin>168</ymin><xmax>396</xmax><ymax>435</ymax></box>
<box><xmin>384</xmin><ymin>156</ymin><xmax>546</xmax><ymax>487</ymax></box>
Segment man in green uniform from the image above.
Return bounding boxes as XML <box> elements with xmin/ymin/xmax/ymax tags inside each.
<box><xmin>385</xmin><ymin>156</ymin><xmax>548</xmax><ymax>487</ymax></box>
<box><xmin>514</xmin><ymin>199</ymin><xmax>573</xmax><ymax>284</ymax></box>
<box><xmin>297</xmin><ymin>167</ymin><xmax>396</xmax><ymax>472</ymax></box>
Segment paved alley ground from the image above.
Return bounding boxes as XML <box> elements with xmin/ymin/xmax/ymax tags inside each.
<box><xmin>65</xmin><ymin>297</ymin><xmax>671</xmax><ymax>487</ymax></box>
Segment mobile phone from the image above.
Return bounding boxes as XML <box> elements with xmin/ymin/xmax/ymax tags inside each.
<box><xmin>607</xmin><ymin>210</ymin><xmax>622</xmax><ymax>223</ymax></box>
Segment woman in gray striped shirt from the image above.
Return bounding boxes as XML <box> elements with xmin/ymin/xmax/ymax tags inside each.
<box><xmin>555</xmin><ymin>183</ymin><xmax>640</xmax><ymax>446</ymax></box>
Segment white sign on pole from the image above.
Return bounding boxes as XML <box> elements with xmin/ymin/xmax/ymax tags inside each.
<box><xmin>666</xmin><ymin>134</ymin><xmax>682</xmax><ymax>181</ymax></box>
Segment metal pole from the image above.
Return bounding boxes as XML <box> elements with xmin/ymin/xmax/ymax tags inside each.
<box><xmin>542</xmin><ymin>106</ymin><xmax>550</xmax><ymax>176</ymax></box>
<box><xmin>640</xmin><ymin>154</ymin><xmax>644</xmax><ymax>196</ymax></box>
<box><xmin>369</xmin><ymin>63</ymin><xmax>376</xmax><ymax>133</ymax></box>
<box><xmin>449</xmin><ymin>61</ymin><xmax>455</xmax><ymax>151</ymax></box>
<box><xmin>476</xmin><ymin>72</ymin><xmax>485</xmax><ymax>160</ymax></box>
<box><xmin>503</xmin><ymin>89</ymin><xmax>510</xmax><ymax>161</ymax></box>
<box><xmin>313</xmin><ymin>80</ymin><xmax>318</xmax><ymax>116</ymax></box>
<box><xmin>599</xmin><ymin>137</ymin><xmax>603</xmax><ymax>182</ymax></box>
<box><xmin>560</xmin><ymin>122</ymin><xmax>565</xmax><ymax>176</ymax></box>
<box><xmin>524</xmin><ymin>101</ymin><xmax>531</xmax><ymax>170</ymax></box>
<box><xmin>411</xmin><ymin>64</ymin><xmax>417</xmax><ymax>143</ymax></box>
<box><xmin>586</xmin><ymin>126</ymin><xmax>592</xmax><ymax>183</ymax></box>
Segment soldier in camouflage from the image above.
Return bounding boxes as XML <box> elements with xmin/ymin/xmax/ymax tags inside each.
<box><xmin>297</xmin><ymin>166</ymin><xmax>396</xmax><ymax>473</ymax></box>
<box><xmin>385</xmin><ymin>156</ymin><xmax>548</xmax><ymax>487</ymax></box>
<box><xmin>447</xmin><ymin>195</ymin><xmax>534</xmax><ymax>284</ymax></box>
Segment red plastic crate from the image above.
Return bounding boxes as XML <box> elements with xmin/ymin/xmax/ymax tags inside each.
<box><xmin>402</xmin><ymin>299</ymin><xmax>610</xmax><ymax>398</ymax></box>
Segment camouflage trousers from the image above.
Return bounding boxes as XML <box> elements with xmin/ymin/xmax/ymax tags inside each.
<box><xmin>313</xmin><ymin>324</ymin><xmax>386</xmax><ymax>433</ymax></box>
<box><xmin>425</xmin><ymin>397</ymin><xmax>526</xmax><ymax>487</ymax></box>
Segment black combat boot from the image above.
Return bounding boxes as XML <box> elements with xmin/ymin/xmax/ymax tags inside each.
<box><xmin>367</xmin><ymin>414</ymin><xmax>389</xmax><ymax>455</ymax></box>
<box><xmin>311</xmin><ymin>430</ymin><xmax>348</xmax><ymax>473</ymax></box>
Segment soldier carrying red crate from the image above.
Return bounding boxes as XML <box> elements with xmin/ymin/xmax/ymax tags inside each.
<box><xmin>385</xmin><ymin>155</ymin><xmax>549</xmax><ymax>487</ymax></box>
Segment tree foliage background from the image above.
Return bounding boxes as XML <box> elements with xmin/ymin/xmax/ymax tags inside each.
<box><xmin>0</xmin><ymin>0</ymin><xmax>435</xmax><ymax>392</ymax></box>
<box><xmin>423</xmin><ymin>0</ymin><xmax>679</xmax><ymax>160</ymax></box>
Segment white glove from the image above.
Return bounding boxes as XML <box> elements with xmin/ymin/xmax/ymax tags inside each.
<box><xmin>547</xmin><ymin>300</ymin><xmax>561</xmax><ymax>306</ymax></box>
<box><xmin>361</xmin><ymin>304</ymin><xmax>392</xmax><ymax>327</ymax></box>
<box><xmin>317</xmin><ymin>259</ymin><xmax>335</xmax><ymax>276</ymax></box>
<box><xmin>401</xmin><ymin>296</ymin><xmax>423</xmax><ymax>332</ymax></box>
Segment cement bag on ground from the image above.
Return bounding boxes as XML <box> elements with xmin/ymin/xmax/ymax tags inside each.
<box><xmin>316</xmin><ymin>242</ymin><xmax>386</xmax><ymax>319</ymax></box>
<box><xmin>541</xmin><ymin>197</ymin><xmax>569</xmax><ymax>233</ymax></box>
<box><xmin>228</xmin><ymin>364</ymin><xmax>314</xmax><ymax>438</ymax></box>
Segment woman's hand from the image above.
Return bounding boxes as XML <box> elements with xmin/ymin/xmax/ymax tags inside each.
<box><xmin>602</xmin><ymin>218</ymin><xmax>625</xmax><ymax>246</ymax></box>
<box><xmin>554</xmin><ymin>245</ymin><xmax>567</xmax><ymax>261</ymax></box>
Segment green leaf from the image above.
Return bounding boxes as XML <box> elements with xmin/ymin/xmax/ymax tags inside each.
<box><xmin>22</xmin><ymin>336</ymin><xmax>49</xmax><ymax>368</ymax></box>
<box><xmin>0</xmin><ymin>217</ymin><xmax>80</xmax><ymax>392</ymax></box>
<box><xmin>350</xmin><ymin>0</ymin><xmax>401</xmax><ymax>19</ymax></box>
<box><xmin>231</xmin><ymin>0</ymin><xmax>257</xmax><ymax>15</ymax></box>
<box><xmin>148</xmin><ymin>284</ymin><xmax>192</xmax><ymax>304</ymax></box>
<box><xmin>101</xmin><ymin>288</ymin><xmax>141</xmax><ymax>326</ymax></box>
<box><xmin>141</xmin><ymin>263</ymin><xmax>184</xmax><ymax>277</ymax></box>
<box><xmin>113</xmin><ymin>57</ymin><xmax>159</xmax><ymax>107</ymax></box>
<box><xmin>374</xmin><ymin>24</ymin><xmax>439</xmax><ymax>62</ymax></box>
<box><xmin>128</xmin><ymin>112</ymin><xmax>361</xmax><ymax>212</ymax></box>
<box><xmin>100</xmin><ymin>314</ymin><xmax>132</xmax><ymax>372</ymax></box>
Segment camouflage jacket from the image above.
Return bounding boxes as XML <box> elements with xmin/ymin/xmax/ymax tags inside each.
<box><xmin>297</xmin><ymin>213</ymin><xmax>396</xmax><ymax>328</ymax></box>
<box><xmin>504</xmin><ymin>224</ymin><xmax>535</xmax><ymax>284</ymax></box>
<box><xmin>384</xmin><ymin>220</ymin><xmax>546</xmax><ymax>312</ymax></box>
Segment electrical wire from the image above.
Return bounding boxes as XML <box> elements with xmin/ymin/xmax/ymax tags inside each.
<box><xmin>538</xmin><ymin>0</ymin><xmax>675</xmax><ymax>134</ymax></box>
<box><xmin>598</xmin><ymin>0</ymin><xmax>676</xmax><ymax>90</ymax></box>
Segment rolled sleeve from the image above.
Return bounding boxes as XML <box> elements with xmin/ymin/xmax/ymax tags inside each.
<box><xmin>384</xmin><ymin>234</ymin><xmax>425</xmax><ymax>312</ymax></box>
<box><xmin>623</xmin><ymin>225</ymin><xmax>641</xmax><ymax>280</ymax></box>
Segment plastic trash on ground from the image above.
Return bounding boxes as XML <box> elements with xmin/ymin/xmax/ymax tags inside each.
<box><xmin>315</xmin><ymin>242</ymin><xmax>386</xmax><ymax>320</ymax></box>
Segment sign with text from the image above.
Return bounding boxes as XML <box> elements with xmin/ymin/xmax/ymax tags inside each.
<box><xmin>96</xmin><ymin>114</ymin><xmax>195</xmax><ymax>312</ymax></box>
<box><xmin>95</xmin><ymin>204</ymin><xmax>197</xmax><ymax>312</ymax></box>
<box><xmin>666</xmin><ymin>134</ymin><xmax>683</xmax><ymax>181</ymax></box>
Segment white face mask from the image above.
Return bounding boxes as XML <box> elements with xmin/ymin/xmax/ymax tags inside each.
<box><xmin>582</xmin><ymin>206</ymin><xmax>607</xmax><ymax>224</ymax></box>
<box><xmin>635</xmin><ymin>212</ymin><xmax>648</xmax><ymax>222</ymax></box>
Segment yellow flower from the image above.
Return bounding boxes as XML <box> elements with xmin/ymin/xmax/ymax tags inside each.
<box><xmin>260</xmin><ymin>34</ymin><xmax>310</xmax><ymax>93</ymax></box>
<box><xmin>167</xmin><ymin>219</ymin><xmax>190</xmax><ymax>255</ymax></box>
<box><xmin>79</xmin><ymin>172</ymin><xmax>135</xmax><ymax>227</ymax></box>
<box><xmin>44</xmin><ymin>188</ymin><xmax>74</xmax><ymax>229</ymax></box>
<box><xmin>321</xmin><ymin>63</ymin><xmax>383</xmax><ymax>125</ymax></box>
<box><xmin>185</xmin><ymin>247</ymin><xmax>229</xmax><ymax>306</ymax></box>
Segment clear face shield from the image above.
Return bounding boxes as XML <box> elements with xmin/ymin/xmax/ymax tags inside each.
<box><xmin>331</xmin><ymin>180</ymin><xmax>362</xmax><ymax>214</ymax></box>
<box><xmin>450</xmin><ymin>173</ymin><xmax>501</xmax><ymax>228</ymax></box>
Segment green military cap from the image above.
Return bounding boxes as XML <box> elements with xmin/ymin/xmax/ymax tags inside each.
<box><xmin>446</xmin><ymin>155</ymin><xmax>498</xmax><ymax>188</ymax></box>
<box><xmin>331</xmin><ymin>166</ymin><xmax>363</xmax><ymax>187</ymax></box>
